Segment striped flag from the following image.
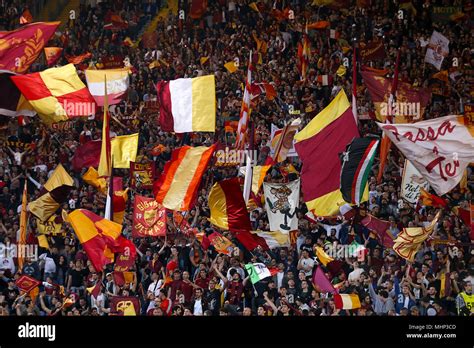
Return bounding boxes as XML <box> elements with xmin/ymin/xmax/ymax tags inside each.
<box><xmin>18</xmin><ymin>181</ymin><xmax>28</xmax><ymax>272</ymax></box>
<box><xmin>153</xmin><ymin>145</ymin><xmax>216</xmax><ymax>211</ymax></box>
<box><xmin>156</xmin><ymin>75</ymin><xmax>216</xmax><ymax>133</ymax></box>
<box><xmin>85</xmin><ymin>68</ymin><xmax>130</xmax><ymax>106</ymax></box>
<box><xmin>28</xmin><ymin>164</ymin><xmax>74</xmax><ymax>222</ymax></box>
<box><xmin>64</xmin><ymin>209</ymin><xmax>123</xmax><ymax>272</ymax></box>
<box><xmin>208</xmin><ymin>178</ymin><xmax>252</xmax><ymax>232</ymax></box>
<box><xmin>236</xmin><ymin>52</ymin><xmax>253</xmax><ymax>149</ymax></box>
<box><xmin>112</xmin><ymin>188</ymin><xmax>129</xmax><ymax>224</ymax></box>
<box><xmin>299</xmin><ymin>26</ymin><xmax>310</xmax><ymax>80</ymax></box>
<box><xmin>98</xmin><ymin>78</ymin><xmax>111</xmax><ymax>177</ymax></box>
<box><xmin>334</xmin><ymin>293</ymin><xmax>361</xmax><ymax>310</ymax></box>
<box><xmin>294</xmin><ymin>90</ymin><xmax>359</xmax><ymax>217</ymax></box>
<box><xmin>340</xmin><ymin>138</ymin><xmax>379</xmax><ymax>205</ymax></box>
<box><xmin>10</xmin><ymin>64</ymin><xmax>96</xmax><ymax>125</ymax></box>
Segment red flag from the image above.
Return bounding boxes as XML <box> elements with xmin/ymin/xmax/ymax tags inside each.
<box><xmin>0</xmin><ymin>22</ymin><xmax>60</xmax><ymax>73</ymax></box>
<box><xmin>72</xmin><ymin>140</ymin><xmax>102</xmax><ymax>171</ymax></box>
<box><xmin>132</xmin><ymin>195</ymin><xmax>166</xmax><ymax>237</ymax></box>
<box><xmin>15</xmin><ymin>275</ymin><xmax>40</xmax><ymax>293</ymax></box>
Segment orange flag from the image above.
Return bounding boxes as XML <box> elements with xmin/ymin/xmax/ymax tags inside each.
<box><xmin>44</xmin><ymin>47</ymin><xmax>63</xmax><ymax>66</ymax></box>
<box><xmin>66</xmin><ymin>52</ymin><xmax>92</xmax><ymax>65</ymax></box>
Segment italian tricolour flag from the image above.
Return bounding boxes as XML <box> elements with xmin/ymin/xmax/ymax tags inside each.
<box><xmin>245</xmin><ymin>263</ymin><xmax>275</xmax><ymax>284</ymax></box>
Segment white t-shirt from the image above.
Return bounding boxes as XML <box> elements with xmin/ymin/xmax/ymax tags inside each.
<box><xmin>348</xmin><ymin>268</ymin><xmax>364</xmax><ymax>282</ymax></box>
<box><xmin>147</xmin><ymin>279</ymin><xmax>163</xmax><ymax>297</ymax></box>
<box><xmin>300</xmin><ymin>257</ymin><xmax>315</xmax><ymax>277</ymax></box>
<box><xmin>193</xmin><ymin>298</ymin><xmax>203</xmax><ymax>316</ymax></box>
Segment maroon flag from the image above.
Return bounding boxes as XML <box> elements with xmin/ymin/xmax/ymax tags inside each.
<box><xmin>360</xmin><ymin>214</ymin><xmax>394</xmax><ymax>248</ymax></box>
<box><xmin>72</xmin><ymin>140</ymin><xmax>101</xmax><ymax>171</ymax></box>
<box><xmin>189</xmin><ymin>0</ymin><xmax>208</xmax><ymax>19</ymax></box>
<box><xmin>359</xmin><ymin>40</ymin><xmax>386</xmax><ymax>61</ymax></box>
<box><xmin>0</xmin><ymin>22</ymin><xmax>60</xmax><ymax>73</ymax></box>
<box><xmin>312</xmin><ymin>266</ymin><xmax>337</xmax><ymax>294</ymax></box>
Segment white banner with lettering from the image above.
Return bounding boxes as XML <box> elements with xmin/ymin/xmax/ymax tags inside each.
<box><xmin>401</xmin><ymin>160</ymin><xmax>430</xmax><ymax>204</ymax></box>
<box><xmin>377</xmin><ymin>116</ymin><xmax>474</xmax><ymax>195</ymax></box>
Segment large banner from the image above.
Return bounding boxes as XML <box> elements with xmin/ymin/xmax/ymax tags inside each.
<box><xmin>270</xmin><ymin>124</ymin><xmax>298</xmax><ymax>159</ymax></box>
<box><xmin>263</xmin><ymin>179</ymin><xmax>300</xmax><ymax>232</ymax></box>
<box><xmin>132</xmin><ymin>195</ymin><xmax>166</xmax><ymax>237</ymax></box>
<box><xmin>431</xmin><ymin>6</ymin><xmax>463</xmax><ymax>23</ymax></box>
<box><xmin>401</xmin><ymin>160</ymin><xmax>430</xmax><ymax>204</ymax></box>
<box><xmin>425</xmin><ymin>31</ymin><xmax>449</xmax><ymax>70</ymax></box>
<box><xmin>377</xmin><ymin>115</ymin><xmax>474</xmax><ymax>195</ymax></box>
<box><xmin>359</xmin><ymin>40</ymin><xmax>386</xmax><ymax>61</ymax></box>
<box><xmin>130</xmin><ymin>161</ymin><xmax>155</xmax><ymax>189</ymax></box>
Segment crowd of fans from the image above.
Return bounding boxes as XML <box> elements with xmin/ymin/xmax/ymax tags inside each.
<box><xmin>0</xmin><ymin>0</ymin><xmax>473</xmax><ymax>317</ymax></box>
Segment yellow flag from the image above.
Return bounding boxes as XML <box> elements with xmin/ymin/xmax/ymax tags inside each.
<box><xmin>200</xmin><ymin>56</ymin><xmax>209</xmax><ymax>65</ymax></box>
<box><xmin>249</xmin><ymin>2</ymin><xmax>260</xmax><ymax>12</ymax></box>
<box><xmin>336</xmin><ymin>65</ymin><xmax>347</xmax><ymax>76</ymax></box>
<box><xmin>315</xmin><ymin>246</ymin><xmax>334</xmax><ymax>266</ymax></box>
<box><xmin>37</xmin><ymin>234</ymin><xmax>50</xmax><ymax>249</ymax></box>
<box><xmin>224</xmin><ymin>61</ymin><xmax>238</xmax><ymax>73</ymax></box>
<box><xmin>82</xmin><ymin>167</ymin><xmax>107</xmax><ymax>193</ymax></box>
<box><xmin>111</xmin><ymin>133</ymin><xmax>139</xmax><ymax>168</ymax></box>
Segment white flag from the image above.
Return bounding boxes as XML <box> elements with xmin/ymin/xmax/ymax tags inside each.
<box><xmin>424</xmin><ymin>31</ymin><xmax>449</xmax><ymax>70</ymax></box>
<box><xmin>263</xmin><ymin>179</ymin><xmax>300</xmax><ymax>232</ymax></box>
<box><xmin>377</xmin><ymin>115</ymin><xmax>474</xmax><ymax>195</ymax></box>
<box><xmin>401</xmin><ymin>160</ymin><xmax>430</xmax><ymax>204</ymax></box>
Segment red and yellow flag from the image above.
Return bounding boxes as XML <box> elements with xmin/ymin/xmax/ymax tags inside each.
<box><xmin>0</xmin><ymin>22</ymin><xmax>59</xmax><ymax>73</ymax></box>
<box><xmin>65</xmin><ymin>209</ymin><xmax>123</xmax><ymax>272</ymax></box>
<box><xmin>44</xmin><ymin>47</ymin><xmax>63</xmax><ymax>66</ymax></box>
<box><xmin>294</xmin><ymin>90</ymin><xmax>359</xmax><ymax>217</ymax></box>
<box><xmin>112</xmin><ymin>188</ymin><xmax>129</xmax><ymax>224</ymax></box>
<box><xmin>153</xmin><ymin>145</ymin><xmax>216</xmax><ymax>211</ymax></box>
<box><xmin>10</xmin><ymin>64</ymin><xmax>96</xmax><ymax>125</ymax></box>
<box><xmin>419</xmin><ymin>188</ymin><xmax>448</xmax><ymax>208</ymax></box>
<box><xmin>208</xmin><ymin>178</ymin><xmax>252</xmax><ymax>232</ymax></box>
